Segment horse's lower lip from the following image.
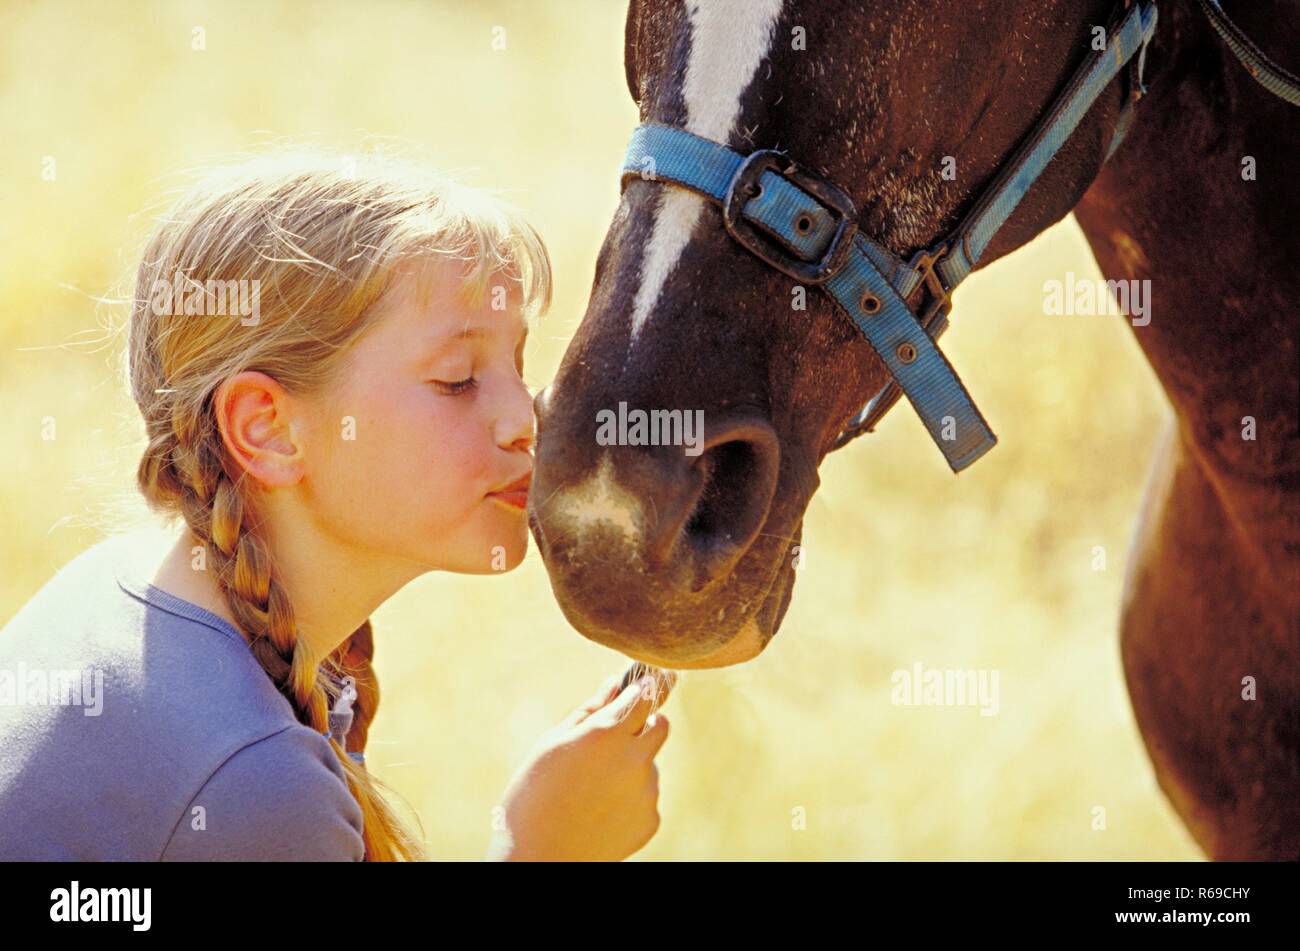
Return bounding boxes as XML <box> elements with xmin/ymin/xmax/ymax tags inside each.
<box><xmin>488</xmin><ymin>490</ymin><xmax>528</xmax><ymax>509</ymax></box>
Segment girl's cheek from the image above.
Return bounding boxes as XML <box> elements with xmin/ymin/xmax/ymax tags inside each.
<box><xmin>423</xmin><ymin>410</ymin><xmax>490</xmax><ymax>492</ymax></box>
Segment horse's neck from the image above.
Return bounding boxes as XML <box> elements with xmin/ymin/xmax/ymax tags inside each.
<box><xmin>1073</xmin><ymin>2</ymin><xmax>1299</xmax><ymax>480</ymax></box>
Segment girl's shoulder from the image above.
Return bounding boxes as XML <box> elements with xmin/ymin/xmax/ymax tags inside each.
<box><xmin>0</xmin><ymin>530</ymin><xmax>269</xmax><ymax>708</ymax></box>
<box><xmin>0</xmin><ymin>531</ymin><xmax>364</xmax><ymax>860</ymax></box>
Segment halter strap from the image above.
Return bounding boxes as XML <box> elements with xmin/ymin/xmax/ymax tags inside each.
<box><xmin>620</xmin><ymin>1</ymin><xmax>1157</xmax><ymax>472</ymax></box>
<box><xmin>1194</xmin><ymin>0</ymin><xmax>1300</xmax><ymax>105</ymax></box>
<box><xmin>935</xmin><ymin>3</ymin><xmax>1159</xmax><ymax>288</ymax></box>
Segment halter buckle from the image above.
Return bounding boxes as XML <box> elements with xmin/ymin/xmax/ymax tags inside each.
<box><xmin>722</xmin><ymin>149</ymin><xmax>858</xmax><ymax>284</ymax></box>
<box><xmin>906</xmin><ymin>242</ymin><xmax>956</xmax><ymax>328</ymax></box>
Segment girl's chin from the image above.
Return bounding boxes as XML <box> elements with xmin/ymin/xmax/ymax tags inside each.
<box><xmin>426</xmin><ymin>547</ymin><xmax>527</xmax><ymax>575</ymax></box>
<box><xmin>476</xmin><ymin>527</ymin><xmax>530</xmax><ymax>573</ymax></box>
<box><xmin>402</xmin><ymin>530</ymin><xmax>529</xmax><ymax>575</ymax></box>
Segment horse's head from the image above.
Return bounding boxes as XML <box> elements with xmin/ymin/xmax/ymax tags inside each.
<box><xmin>530</xmin><ymin>0</ymin><xmax>1137</xmax><ymax>668</ymax></box>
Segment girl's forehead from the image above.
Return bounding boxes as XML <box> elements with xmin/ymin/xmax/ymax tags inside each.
<box><xmin>385</xmin><ymin>256</ymin><xmax>526</xmax><ymax>323</ymax></box>
<box><xmin>380</xmin><ymin>257</ymin><xmax>459</xmax><ymax>312</ymax></box>
<box><xmin>368</xmin><ymin>259</ymin><xmax>528</xmax><ymax>348</ymax></box>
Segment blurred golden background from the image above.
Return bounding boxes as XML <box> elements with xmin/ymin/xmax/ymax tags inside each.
<box><xmin>0</xmin><ymin>0</ymin><xmax>1197</xmax><ymax>859</ymax></box>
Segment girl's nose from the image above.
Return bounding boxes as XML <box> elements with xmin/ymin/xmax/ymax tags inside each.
<box><xmin>499</xmin><ymin>376</ymin><xmax>537</xmax><ymax>451</ymax></box>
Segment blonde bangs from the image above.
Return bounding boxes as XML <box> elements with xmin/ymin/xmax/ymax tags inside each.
<box><xmin>389</xmin><ymin>179</ymin><xmax>553</xmax><ymax>325</ymax></box>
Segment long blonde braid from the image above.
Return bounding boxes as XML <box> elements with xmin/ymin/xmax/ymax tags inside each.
<box><xmin>126</xmin><ymin>147</ymin><xmax>551</xmax><ymax>861</ymax></box>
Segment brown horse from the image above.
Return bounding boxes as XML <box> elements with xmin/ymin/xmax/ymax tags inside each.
<box><xmin>528</xmin><ymin>0</ymin><xmax>1299</xmax><ymax>859</ymax></box>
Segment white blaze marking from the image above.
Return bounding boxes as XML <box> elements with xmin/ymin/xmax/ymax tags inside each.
<box><xmin>557</xmin><ymin>0</ymin><xmax>784</xmax><ymax>542</ymax></box>
<box><xmin>628</xmin><ymin>0</ymin><xmax>785</xmax><ymax>343</ymax></box>
<box><xmin>552</xmin><ymin>453</ymin><xmax>644</xmax><ymax>547</ymax></box>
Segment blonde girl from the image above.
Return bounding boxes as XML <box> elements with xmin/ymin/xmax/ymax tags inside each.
<box><xmin>0</xmin><ymin>149</ymin><xmax>671</xmax><ymax>861</ymax></box>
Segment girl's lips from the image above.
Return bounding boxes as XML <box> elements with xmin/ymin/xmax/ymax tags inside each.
<box><xmin>488</xmin><ymin>469</ymin><xmax>531</xmax><ymax>510</ymax></box>
<box><xmin>488</xmin><ymin>489</ymin><xmax>528</xmax><ymax>510</ymax></box>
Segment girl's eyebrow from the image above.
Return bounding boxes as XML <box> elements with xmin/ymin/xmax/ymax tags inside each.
<box><xmin>427</xmin><ymin>322</ymin><xmax>528</xmax><ymax>350</ymax></box>
<box><xmin>426</xmin><ymin>320</ymin><xmax>527</xmax><ymax>361</ymax></box>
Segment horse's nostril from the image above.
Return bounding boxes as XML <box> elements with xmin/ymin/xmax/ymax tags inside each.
<box><xmin>685</xmin><ymin>440</ymin><xmax>754</xmax><ymax>547</ymax></box>
<box><xmin>649</xmin><ymin>415</ymin><xmax>780</xmax><ymax>582</ymax></box>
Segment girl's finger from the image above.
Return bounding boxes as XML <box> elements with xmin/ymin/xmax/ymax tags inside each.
<box><xmin>635</xmin><ymin>711</ymin><xmax>670</xmax><ymax>753</ymax></box>
<box><xmin>597</xmin><ymin>675</ymin><xmax>666</xmax><ymax>735</ymax></box>
<box><xmin>567</xmin><ymin>671</ymin><xmax>623</xmax><ymax>724</ymax></box>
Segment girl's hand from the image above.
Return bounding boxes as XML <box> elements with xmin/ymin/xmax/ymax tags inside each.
<box><xmin>486</xmin><ymin>670</ymin><xmax>674</xmax><ymax>861</ymax></box>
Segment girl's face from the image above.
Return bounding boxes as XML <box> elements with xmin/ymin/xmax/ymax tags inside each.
<box><xmin>300</xmin><ymin>256</ymin><xmax>536</xmax><ymax>576</ymax></box>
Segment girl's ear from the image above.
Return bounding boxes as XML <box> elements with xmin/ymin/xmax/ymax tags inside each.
<box><xmin>213</xmin><ymin>371</ymin><xmax>307</xmax><ymax>488</ymax></box>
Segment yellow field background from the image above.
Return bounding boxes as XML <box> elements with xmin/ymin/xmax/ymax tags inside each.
<box><xmin>0</xmin><ymin>1</ymin><xmax>1198</xmax><ymax>859</ymax></box>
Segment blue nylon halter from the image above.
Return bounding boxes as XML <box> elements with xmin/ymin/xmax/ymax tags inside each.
<box><xmin>620</xmin><ymin>1</ymin><xmax>1159</xmax><ymax>472</ymax></box>
<box><xmin>1195</xmin><ymin>0</ymin><xmax>1300</xmax><ymax>106</ymax></box>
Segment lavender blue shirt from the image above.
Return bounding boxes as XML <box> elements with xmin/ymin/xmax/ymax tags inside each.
<box><xmin>0</xmin><ymin>533</ymin><xmax>366</xmax><ymax>860</ymax></box>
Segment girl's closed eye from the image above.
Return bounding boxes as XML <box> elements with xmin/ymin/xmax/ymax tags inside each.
<box><xmin>430</xmin><ymin>376</ymin><xmax>477</xmax><ymax>395</ymax></box>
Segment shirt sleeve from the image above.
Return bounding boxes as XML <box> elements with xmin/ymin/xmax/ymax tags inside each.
<box><xmin>160</xmin><ymin>725</ymin><xmax>366</xmax><ymax>861</ymax></box>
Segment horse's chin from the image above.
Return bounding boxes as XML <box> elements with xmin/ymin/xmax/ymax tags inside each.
<box><xmin>554</xmin><ymin>549</ymin><xmax>799</xmax><ymax>670</ymax></box>
<box><xmin>625</xmin><ymin>616</ymin><xmax>768</xmax><ymax>669</ymax></box>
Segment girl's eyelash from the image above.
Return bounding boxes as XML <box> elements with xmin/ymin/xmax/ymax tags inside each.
<box><xmin>430</xmin><ymin>377</ymin><xmax>477</xmax><ymax>395</ymax></box>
